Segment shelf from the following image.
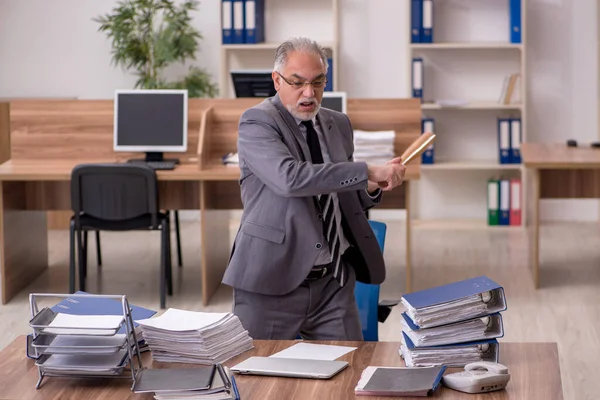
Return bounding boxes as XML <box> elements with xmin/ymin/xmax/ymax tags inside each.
<box><xmin>410</xmin><ymin>42</ymin><xmax>522</xmax><ymax>50</ymax></box>
<box><xmin>222</xmin><ymin>41</ymin><xmax>337</xmax><ymax>51</ymax></box>
<box><xmin>420</xmin><ymin>162</ymin><xmax>523</xmax><ymax>171</ymax></box>
<box><xmin>421</xmin><ymin>102</ymin><xmax>522</xmax><ymax>110</ymax></box>
<box><xmin>412</xmin><ymin>218</ymin><xmax>523</xmax><ymax>230</ymax></box>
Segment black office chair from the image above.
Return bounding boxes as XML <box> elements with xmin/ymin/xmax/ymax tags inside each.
<box><xmin>90</xmin><ymin>210</ymin><xmax>183</xmax><ymax>268</ymax></box>
<box><xmin>69</xmin><ymin>163</ymin><xmax>173</xmax><ymax>309</ymax></box>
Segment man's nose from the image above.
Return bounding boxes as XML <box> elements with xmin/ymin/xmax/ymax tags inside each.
<box><xmin>302</xmin><ymin>84</ymin><xmax>314</xmax><ymax>97</ymax></box>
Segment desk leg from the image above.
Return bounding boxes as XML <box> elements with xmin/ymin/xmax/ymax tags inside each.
<box><xmin>526</xmin><ymin>169</ymin><xmax>540</xmax><ymax>288</ymax></box>
<box><xmin>200</xmin><ymin>182</ymin><xmax>231</xmax><ymax>306</ymax></box>
<box><xmin>405</xmin><ymin>181</ymin><xmax>412</xmax><ymax>293</ymax></box>
<box><xmin>0</xmin><ymin>182</ymin><xmax>48</xmax><ymax>304</ymax></box>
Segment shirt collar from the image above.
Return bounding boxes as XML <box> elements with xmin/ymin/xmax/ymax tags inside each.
<box><xmin>294</xmin><ymin>115</ymin><xmax>318</xmax><ymax>127</ymax></box>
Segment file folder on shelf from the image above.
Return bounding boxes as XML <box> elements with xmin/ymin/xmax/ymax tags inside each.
<box><xmin>421</xmin><ymin>0</ymin><xmax>433</xmax><ymax>43</ymax></box>
<box><xmin>498</xmin><ymin>118</ymin><xmax>511</xmax><ymax>164</ymax></box>
<box><xmin>400</xmin><ymin>333</ymin><xmax>500</xmax><ymax>367</ymax></box>
<box><xmin>410</xmin><ymin>0</ymin><xmax>422</xmax><ymax>43</ymax></box>
<box><xmin>400</xmin><ymin>276</ymin><xmax>507</xmax><ymax>329</ymax></box>
<box><xmin>325</xmin><ymin>57</ymin><xmax>333</xmax><ymax>91</ymax></box>
<box><xmin>487</xmin><ymin>179</ymin><xmax>499</xmax><ymax>226</ymax></box>
<box><xmin>221</xmin><ymin>0</ymin><xmax>233</xmax><ymax>44</ymax></box>
<box><xmin>499</xmin><ymin>179</ymin><xmax>510</xmax><ymax>225</ymax></box>
<box><xmin>510</xmin><ymin>179</ymin><xmax>522</xmax><ymax>226</ymax></box>
<box><xmin>412</xmin><ymin>58</ymin><xmax>423</xmax><ymax>100</ymax></box>
<box><xmin>421</xmin><ymin>118</ymin><xmax>435</xmax><ymax>164</ymax></box>
<box><xmin>510</xmin><ymin>118</ymin><xmax>522</xmax><ymax>163</ymax></box>
<box><xmin>232</xmin><ymin>0</ymin><xmax>244</xmax><ymax>44</ymax></box>
<box><xmin>243</xmin><ymin>0</ymin><xmax>265</xmax><ymax>44</ymax></box>
<box><xmin>401</xmin><ymin>312</ymin><xmax>504</xmax><ymax>347</ymax></box>
<box><xmin>509</xmin><ymin>0</ymin><xmax>521</xmax><ymax>44</ymax></box>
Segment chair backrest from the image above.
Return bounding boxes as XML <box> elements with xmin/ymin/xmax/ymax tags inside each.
<box><xmin>354</xmin><ymin>220</ymin><xmax>387</xmax><ymax>341</ymax></box>
<box><xmin>71</xmin><ymin>163</ymin><xmax>159</xmax><ymax>226</ymax></box>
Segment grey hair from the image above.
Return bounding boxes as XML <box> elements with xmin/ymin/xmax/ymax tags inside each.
<box><xmin>273</xmin><ymin>37</ymin><xmax>329</xmax><ymax>73</ymax></box>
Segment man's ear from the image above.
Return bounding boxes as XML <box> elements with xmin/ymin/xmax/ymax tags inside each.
<box><xmin>272</xmin><ymin>71</ymin><xmax>280</xmax><ymax>91</ymax></box>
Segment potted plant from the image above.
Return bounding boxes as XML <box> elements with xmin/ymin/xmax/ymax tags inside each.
<box><xmin>94</xmin><ymin>0</ymin><xmax>218</xmax><ymax>97</ymax></box>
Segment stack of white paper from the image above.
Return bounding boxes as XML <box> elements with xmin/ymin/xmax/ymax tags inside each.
<box><xmin>353</xmin><ymin>130</ymin><xmax>396</xmax><ymax>165</ymax></box>
<box><xmin>135</xmin><ymin>309</ymin><xmax>253</xmax><ymax>364</ymax></box>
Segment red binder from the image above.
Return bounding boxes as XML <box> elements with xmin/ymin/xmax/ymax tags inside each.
<box><xmin>510</xmin><ymin>179</ymin><xmax>521</xmax><ymax>226</ymax></box>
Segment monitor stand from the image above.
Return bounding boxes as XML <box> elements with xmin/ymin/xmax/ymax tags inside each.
<box><xmin>127</xmin><ymin>152</ymin><xmax>181</xmax><ymax>165</ymax></box>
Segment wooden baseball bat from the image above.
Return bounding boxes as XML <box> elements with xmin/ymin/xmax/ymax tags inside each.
<box><xmin>400</xmin><ymin>132</ymin><xmax>436</xmax><ymax>165</ymax></box>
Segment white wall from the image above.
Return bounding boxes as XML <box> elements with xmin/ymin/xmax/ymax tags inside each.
<box><xmin>0</xmin><ymin>0</ymin><xmax>597</xmax><ymax>221</ymax></box>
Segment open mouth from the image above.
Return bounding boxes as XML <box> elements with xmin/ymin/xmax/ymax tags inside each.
<box><xmin>299</xmin><ymin>101</ymin><xmax>315</xmax><ymax>111</ymax></box>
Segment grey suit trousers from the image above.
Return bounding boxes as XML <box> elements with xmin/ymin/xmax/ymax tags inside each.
<box><xmin>232</xmin><ymin>262</ymin><xmax>363</xmax><ymax>341</ymax></box>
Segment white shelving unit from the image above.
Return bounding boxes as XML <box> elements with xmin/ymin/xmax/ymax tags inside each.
<box><xmin>408</xmin><ymin>0</ymin><xmax>527</xmax><ymax>229</ymax></box>
<box><xmin>219</xmin><ymin>0</ymin><xmax>339</xmax><ymax>99</ymax></box>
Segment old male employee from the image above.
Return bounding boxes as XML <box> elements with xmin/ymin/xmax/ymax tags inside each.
<box><xmin>223</xmin><ymin>37</ymin><xmax>406</xmax><ymax>340</ymax></box>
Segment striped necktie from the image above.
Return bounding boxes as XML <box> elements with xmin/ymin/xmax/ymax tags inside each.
<box><xmin>302</xmin><ymin>120</ymin><xmax>346</xmax><ymax>286</ymax></box>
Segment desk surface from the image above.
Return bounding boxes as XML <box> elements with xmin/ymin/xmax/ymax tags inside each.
<box><xmin>0</xmin><ymin>159</ymin><xmax>420</xmax><ymax>182</ymax></box>
<box><xmin>522</xmin><ymin>142</ymin><xmax>600</xmax><ymax>168</ymax></box>
<box><xmin>0</xmin><ymin>336</ymin><xmax>563</xmax><ymax>400</ymax></box>
<box><xmin>0</xmin><ymin>159</ymin><xmax>206</xmax><ymax>181</ymax></box>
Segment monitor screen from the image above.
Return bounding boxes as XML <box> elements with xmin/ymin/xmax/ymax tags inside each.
<box><xmin>321</xmin><ymin>92</ymin><xmax>347</xmax><ymax>114</ymax></box>
<box><xmin>114</xmin><ymin>89</ymin><xmax>188</xmax><ymax>152</ymax></box>
<box><xmin>231</xmin><ymin>70</ymin><xmax>276</xmax><ymax>98</ymax></box>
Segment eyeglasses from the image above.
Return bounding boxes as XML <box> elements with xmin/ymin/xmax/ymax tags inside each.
<box><xmin>276</xmin><ymin>71</ymin><xmax>327</xmax><ymax>90</ymax></box>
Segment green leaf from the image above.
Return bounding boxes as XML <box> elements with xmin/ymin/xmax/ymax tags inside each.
<box><xmin>93</xmin><ymin>0</ymin><xmax>217</xmax><ymax>94</ymax></box>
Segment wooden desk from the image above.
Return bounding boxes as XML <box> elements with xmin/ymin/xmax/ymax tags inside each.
<box><xmin>522</xmin><ymin>142</ymin><xmax>600</xmax><ymax>287</ymax></box>
<box><xmin>0</xmin><ymin>159</ymin><xmax>207</xmax><ymax>306</ymax></box>
<box><xmin>0</xmin><ymin>336</ymin><xmax>563</xmax><ymax>399</ymax></box>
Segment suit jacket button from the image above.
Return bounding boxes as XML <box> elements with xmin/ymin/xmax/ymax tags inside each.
<box><xmin>340</xmin><ymin>181</ymin><xmax>345</xmax><ymax>186</ymax></box>
<box><xmin>317</xmin><ymin>214</ymin><xmax>323</xmax><ymax>220</ymax></box>
<box><xmin>315</xmin><ymin>243</ymin><xmax>322</xmax><ymax>249</ymax></box>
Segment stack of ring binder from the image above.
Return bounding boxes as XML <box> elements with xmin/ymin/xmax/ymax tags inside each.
<box><xmin>27</xmin><ymin>293</ymin><xmax>144</xmax><ymax>389</ymax></box>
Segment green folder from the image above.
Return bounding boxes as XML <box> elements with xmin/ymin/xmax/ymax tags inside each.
<box><xmin>487</xmin><ymin>179</ymin><xmax>499</xmax><ymax>226</ymax></box>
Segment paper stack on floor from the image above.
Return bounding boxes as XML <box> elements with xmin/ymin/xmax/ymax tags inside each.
<box><xmin>353</xmin><ymin>130</ymin><xmax>395</xmax><ymax>165</ymax></box>
<box><xmin>398</xmin><ymin>276</ymin><xmax>507</xmax><ymax>367</ymax></box>
<box><xmin>135</xmin><ymin>309</ymin><xmax>253</xmax><ymax>364</ymax></box>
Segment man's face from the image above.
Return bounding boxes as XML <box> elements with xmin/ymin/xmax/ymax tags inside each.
<box><xmin>272</xmin><ymin>51</ymin><xmax>327</xmax><ymax>121</ymax></box>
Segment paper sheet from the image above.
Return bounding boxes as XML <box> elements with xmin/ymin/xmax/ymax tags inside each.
<box><xmin>135</xmin><ymin>308</ymin><xmax>230</xmax><ymax>332</ymax></box>
<box><xmin>269</xmin><ymin>342</ymin><xmax>356</xmax><ymax>361</ymax></box>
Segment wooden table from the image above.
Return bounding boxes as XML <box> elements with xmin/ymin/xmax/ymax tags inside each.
<box><xmin>0</xmin><ymin>159</ymin><xmax>208</xmax><ymax>306</ymax></box>
<box><xmin>0</xmin><ymin>336</ymin><xmax>563</xmax><ymax>399</ymax></box>
<box><xmin>522</xmin><ymin>142</ymin><xmax>600</xmax><ymax>287</ymax></box>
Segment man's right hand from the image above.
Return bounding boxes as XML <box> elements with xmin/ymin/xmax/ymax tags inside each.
<box><xmin>367</xmin><ymin>163</ymin><xmax>406</xmax><ymax>191</ymax></box>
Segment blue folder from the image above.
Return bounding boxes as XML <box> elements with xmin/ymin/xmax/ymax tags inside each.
<box><xmin>509</xmin><ymin>0</ymin><xmax>521</xmax><ymax>44</ymax></box>
<box><xmin>221</xmin><ymin>0</ymin><xmax>233</xmax><ymax>44</ymax></box>
<box><xmin>402</xmin><ymin>333</ymin><xmax>500</xmax><ymax>367</ymax></box>
<box><xmin>243</xmin><ymin>0</ymin><xmax>265</xmax><ymax>44</ymax></box>
<box><xmin>401</xmin><ymin>312</ymin><xmax>505</xmax><ymax>347</ymax></box>
<box><xmin>411</xmin><ymin>0</ymin><xmax>422</xmax><ymax>43</ymax></box>
<box><xmin>401</xmin><ymin>276</ymin><xmax>507</xmax><ymax>328</ymax></box>
<box><xmin>50</xmin><ymin>291</ymin><xmax>157</xmax><ymax>334</ymax></box>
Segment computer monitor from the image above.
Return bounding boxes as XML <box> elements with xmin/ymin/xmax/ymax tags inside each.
<box><xmin>231</xmin><ymin>69</ymin><xmax>277</xmax><ymax>98</ymax></box>
<box><xmin>320</xmin><ymin>92</ymin><xmax>347</xmax><ymax>114</ymax></box>
<box><xmin>114</xmin><ymin>89</ymin><xmax>188</xmax><ymax>163</ymax></box>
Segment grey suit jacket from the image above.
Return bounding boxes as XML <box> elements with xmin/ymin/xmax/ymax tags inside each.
<box><xmin>222</xmin><ymin>94</ymin><xmax>386</xmax><ymax>295</ymax></box>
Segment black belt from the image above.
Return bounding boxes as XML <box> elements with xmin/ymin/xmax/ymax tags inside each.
<box><xmin>305</xmin><ymin>262</ymin><xmax>334</xmax><ymax>280</ymax></box>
